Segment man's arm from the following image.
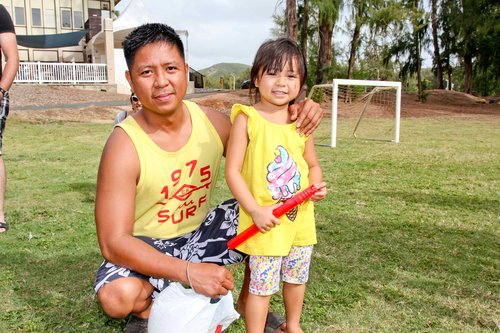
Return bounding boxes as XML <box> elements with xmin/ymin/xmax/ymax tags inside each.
<box><xmin>95</xmin><ymin>129</ymin><xmax>233</xmax><ymax>298</ymax></box>
<box><xmin>0</xmin><ymin>32</ymin><xmax>19</xmax><ymax>93</ymax></box>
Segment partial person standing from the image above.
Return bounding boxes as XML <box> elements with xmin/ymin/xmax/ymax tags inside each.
<box><xmin>0</xmin><ymin>5</ymin><xmax>19</xmax><ymax>234</ymax></box>
<box><xmin>113</xmin><ymin>92</ymin><xmax>142</xmax><ymax>125</ymax></box>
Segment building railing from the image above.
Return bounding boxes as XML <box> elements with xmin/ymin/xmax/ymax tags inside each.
<box><xmin>15</xmin><ymin>62</ymin><xmax>107</xmax><ymax>84</ymax></box>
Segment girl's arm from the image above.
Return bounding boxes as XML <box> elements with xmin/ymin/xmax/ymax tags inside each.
<box><xmin>303</xmin><ymin>136</ymin><xmax>328</xmax><ymax>201</ymax></box>
<box><xmin>225</xmin><ymin>113</ymin><xmax>281</xmax><ymax>232</ymax></box>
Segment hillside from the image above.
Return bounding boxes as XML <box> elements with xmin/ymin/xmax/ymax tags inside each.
<box><xmin>199</xmin><ymin>62</ymin><xmax>251</xmax><ymax>78</ymax></box>
<box><xmin>199</xmin><ymin>63</ymin><xmax>251</xmax><ymax>88</ymax></box>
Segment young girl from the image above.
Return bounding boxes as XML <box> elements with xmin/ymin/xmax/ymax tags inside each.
<box><xmin>225</xmin><ymin>38</ymin><xmax>327</xmax><ymax>333</ymax></box>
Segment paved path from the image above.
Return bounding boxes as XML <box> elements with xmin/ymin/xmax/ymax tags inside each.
<box><xmin>16</xmin><ymin>100</ymin><xmax>129</xmax><ymax>110</ymax></box>
<box><xmin>15</xmin><ymin>91</ymin><xmax>223</xmax><ymax>110</ymax></box>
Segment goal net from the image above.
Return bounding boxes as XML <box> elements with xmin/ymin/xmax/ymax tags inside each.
<box><xmin>308</xmin><ymin>79</ymin><xmax>401</xmax><ymax>148</ymax></box>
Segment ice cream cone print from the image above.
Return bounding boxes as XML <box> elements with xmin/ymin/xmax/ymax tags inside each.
<box><xmin>286</xmin><ymin>206</ymin><xmax>298</xmax><ymax>221</ymax></box>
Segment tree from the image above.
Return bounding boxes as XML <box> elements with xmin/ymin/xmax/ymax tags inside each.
<box><xmin>313</xmin><ymin>0</ymin><xmax>342</xmax><ymax>84</ymax></box>
<box><xmin>409</xmin><ymin>0</ymin><xmax>428</xmax><ymax>98</ymax></box>
<box><xmin>457</xmin><ymin>0</ymin><xmax>476</xmax><ymax>94</ymax></box>
<box><xmin>382</xmin><ymin>0</ymin><xmax>428</xmax><ymax>100</ymax></box>
<box><xmin>286</xmin><ymin>0</ymin><xmax>298</xmax><ymax>39</ymax></box>
<box><xmin>346</xmin><ymin>0</ymin><xmax>369</xmax><ymax>79</ymax></box>
<box><xmin>438</xmin><ymin>0</ymin><xmax>456</xmax><ymax>90</ymax></box>
<box><xmin>431</xmin><ymin>0</ymin><xmax>444</xmax><ymax>89</ymax></box>
<box><xmin>299</xmin><ymin>0</ymin><xmax>309</xmax><ymax>59</ymax></box>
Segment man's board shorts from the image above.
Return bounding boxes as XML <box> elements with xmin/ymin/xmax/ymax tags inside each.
<box><xmin>0</xmin><ymin>91</ymin><xmax>10</xmax><ymax>155</ymax></box>
<box><xmin>93</xmin><ymin>199</ymin><xmax>245</xmax><ymax>297</ymax></box>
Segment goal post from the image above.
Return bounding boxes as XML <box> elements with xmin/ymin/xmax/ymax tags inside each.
<box><xmin>309</xmin><ymin>79</ymin><xmax>401</xmax><ymax>148</ymax></box>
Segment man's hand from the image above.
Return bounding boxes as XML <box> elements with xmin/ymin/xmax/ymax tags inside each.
<box><xmin>289</xmin><ymin>98</ymin><xmax>324</xmax><ymax>136</ymax></box>
<box><xmin>187</xmin><ymin>262</ymin><xmax>234</xmax><ymax>298</ymax></box>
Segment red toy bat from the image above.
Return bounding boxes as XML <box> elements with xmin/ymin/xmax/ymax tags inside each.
<box><xmin>227</xmin><ymin>185</ymin><xmax>318</xmax><ymax>250</ymax></box>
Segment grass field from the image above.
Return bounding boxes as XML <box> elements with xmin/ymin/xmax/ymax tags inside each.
<box><xmin>0</xmin><ymin>116</ymin><xmax>498</xmax><ymax>332</ymax></box>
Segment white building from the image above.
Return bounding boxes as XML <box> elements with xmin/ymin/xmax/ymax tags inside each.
<box><xmin>1</xmin><ymin>0</ymin><xmax>114</xmax><ymax>63</ymax></box>
<box><xmin>2</xmin><ymin>0</ymin><xmax>198</xmax><ymax>93</ymax></box>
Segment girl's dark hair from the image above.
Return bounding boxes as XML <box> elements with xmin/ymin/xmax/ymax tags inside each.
<box><xmin>249</xmin><ymin>37</ymin><xmax>307</xmax><ymax>104</ymax></box>
<box><xmin>123</xmin><ymin>23</ymin><xmax>185</xmax><ymax>71</ymax></box>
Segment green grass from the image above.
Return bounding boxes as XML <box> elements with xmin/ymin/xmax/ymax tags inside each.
<box><xmin>1</xmin><ymin>116</ymin><xmax>499</xmax><ymax>332</ymax></box>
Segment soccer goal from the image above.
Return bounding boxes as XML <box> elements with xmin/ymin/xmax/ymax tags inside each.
<box><xmin>308</xmin><ymin>79</ymin><xmax>401</xmax><ymax>148</ymax></box>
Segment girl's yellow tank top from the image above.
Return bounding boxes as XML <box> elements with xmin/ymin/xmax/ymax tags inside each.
<box><xmin>231</xmin><ymin>104</ymin><xmax>317</xmax><ymax>256</ymax></box>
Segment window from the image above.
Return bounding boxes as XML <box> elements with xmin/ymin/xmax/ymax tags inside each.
<box><xmin>14</xmin><ymin>7</ymin><xmax>25</xmax><ymax>25</ymax></box>
<box><xmin>45</xmin><ymin>9</ymin><xmax>56</xmax><ymax>28</ymax></box>
<box><xmin>32</xmin><ymin>8</ymin><xmax>42</xmax><ymax>26</ymax></box>
<box><xmin>73</xmin><ymin>10</ymin><xmax>83</xmax><ymax>29</ymax></box>
<box><xmin>61</xmin><ymin>8</ymin><xmax>71</xmax><ymax>28</ymax></box>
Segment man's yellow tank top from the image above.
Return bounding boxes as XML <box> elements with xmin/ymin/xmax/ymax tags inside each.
<box><xmin>118</xmin><ymin>100</ymin><xmax>223</xmax><ymax>239</ymax></box>
<box><xmin>231</xmin><ymin>104</ymin><xmax>317</xmax><ymax>256</ymax></box>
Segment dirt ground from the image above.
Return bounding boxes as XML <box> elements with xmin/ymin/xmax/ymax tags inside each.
<box><xmin>8</xmin><ymin>85</ymin><xmax>499</xmax><ymax>123</ymax></box>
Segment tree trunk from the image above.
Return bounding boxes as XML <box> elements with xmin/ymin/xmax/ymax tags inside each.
<box><xmin>431</xmin><ymin>0</ymin><xmax>444</xmax><ymax>89</ymax></box>
<box><xmin>347</xmin><ymin>19</ymin><xmax>361</xmax><ymax>79</ymax></box>
<box><xmin>414</xmin><ymin>28</ymin><xmax>423</xmax><ymax>100</ymax></box>
<box><xmin>316</xmin><ymin>13</ymin><xmax>333</xmax><ymax>84</ymax></box>
<box><xmin>286</xmin><ymin>0</ymin><xmax>298</xmax><ymax>39</ymax></box>
<box><xmin>300</xmin><ymin>0</ymin><xmax>308</xmax><ymax>60</ymax></box>
<box><xmin>463</xmin><ymin>54</ymin><xmax>473</xmax><ymax>94</ymax></box>
<box><xmin>447</xmin><ymin>68</ymin><xmax>452</xmax><ymax>90</ymax></box>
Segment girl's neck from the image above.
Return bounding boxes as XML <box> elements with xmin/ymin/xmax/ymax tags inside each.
<box><xmin>253</xmin><ymin>100</ymin><xmax>291</xmax><ymax>125</ymax></box>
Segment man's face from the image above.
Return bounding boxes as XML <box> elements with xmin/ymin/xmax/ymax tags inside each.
<box><xmin>126</xmin><ymin>41</ymin><xmax>188</xmax><ymax>116</ymax></box>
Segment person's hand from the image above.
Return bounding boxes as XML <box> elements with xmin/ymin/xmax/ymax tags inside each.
<box><xmin>249</xmin><ymin>205</ymin><xmax>281</xmax><ymax>233</ymax></box>
<box><xmin>187</xmin><ymin>262</ymin><xmax>234</xmax><ymax>298</ymax></box>
<box><xmin>288</xmin><ymin>98</ymin><xmax>324</xmax><ymax>136</ymax></box>
<box><xmin>310</xmin><ymin>182</ymin><xmax>328</xmax><ymax>202</ymax></box>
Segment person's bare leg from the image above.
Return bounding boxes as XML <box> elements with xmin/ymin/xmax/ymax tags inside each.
<box><xmin>283</xmin><ymin>282</ymin><xmax>306</xmax><ymax>333</ymax></box>
<box><xmin>245</xmin><ymin>293</ymin><xmax>271</xmax><ymax>333</ymax></box>
<box><xmin>236</xmin><ymin>258</ymin><xmax>250</xmax><ymax>315</ymax></box>
<box><xmin>0</xmin><ymin>156</ymin><xmax>6</xmax><ymax>233</ymax></box>
<box><xmin>97</xmin><ymin>277</ymin><xmax>154</xmax><ymax>319</ymax></box>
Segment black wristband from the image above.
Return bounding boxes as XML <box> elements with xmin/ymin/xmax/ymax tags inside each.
<box><xmin>0</xmin><ymin>87</ymin><xmax>6</xmax><ymax>95</ymax></box>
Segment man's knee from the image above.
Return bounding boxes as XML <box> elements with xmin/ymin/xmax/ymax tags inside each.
<box><xmin>97</xmin><ymin>277</ymin><xmax>152</xmax><ymax>318</ymax></box>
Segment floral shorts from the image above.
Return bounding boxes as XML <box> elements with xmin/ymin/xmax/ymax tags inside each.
<box><xmin>249</xmin><ymin>245</ymin><xmax>313</xmax><ymax>296</ymax></box>
<box><xmin>93</xmin><ymin>199</ymin><xmax>246</xmax><ymax>298</ymax></box>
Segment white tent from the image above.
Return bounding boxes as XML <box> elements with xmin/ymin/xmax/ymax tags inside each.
<box><xmin>89</xmin><ymin>0</ymin><xmax>190</xmax><ymax>94</ymax></box>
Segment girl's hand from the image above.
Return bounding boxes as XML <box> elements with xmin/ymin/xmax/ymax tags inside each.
<box><xmin>249</xmin><ymin>205</ymin><xmax>281</xmax><ymax>233</ymax></box>
<box><xmin>311</xmin><ymin>182</ymin><xmax>327</xmax><ymax>202</ymax></box>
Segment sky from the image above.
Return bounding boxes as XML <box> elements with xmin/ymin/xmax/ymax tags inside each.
<box><xmin>115</xmin><ymin>0</ymin><xmax>285</xmax><ymax>70</ymax></box>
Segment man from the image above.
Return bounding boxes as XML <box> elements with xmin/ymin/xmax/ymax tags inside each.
<box><xmin>0</xmin><ymin>5</ymin><xmax>19</xmax><ymax>234</ymax></box>
<box><xmin>94</xmin><ymin>23</ymin><xmax>323</xmax><ymax>333</ymax></box>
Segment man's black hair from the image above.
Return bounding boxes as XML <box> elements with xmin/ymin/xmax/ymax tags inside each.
<box><xmin>122</xmin><ymin>23</ymin><xmax>185</xmax><ymax>71</ymax></box>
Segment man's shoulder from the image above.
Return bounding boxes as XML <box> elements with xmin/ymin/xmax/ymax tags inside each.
<box><xmin>183</xmin><ymin>99</ymin><xmax>208</xmax><ymax>114</ymax></box>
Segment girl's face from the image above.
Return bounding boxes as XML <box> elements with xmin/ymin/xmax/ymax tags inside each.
<box><xmin>254</xmin><ymin>57</ymin><xmax>301</xmax><ymax>107</ymax></box>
